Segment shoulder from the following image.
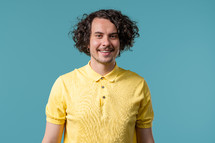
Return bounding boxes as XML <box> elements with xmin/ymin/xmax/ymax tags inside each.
<box><xmin>57</xmin><ymin>65</ymin><xmax>87</xmax><ymax>85</ymax></box>
<box><xmin>116</xmin><ymin>66</ymin><xmax>149</xmax><ymax>89</ymax></box>
<box><xmin>118</xmin><ymin>66</ymin><xmax>145</xmax><ymax>82</ymax></box>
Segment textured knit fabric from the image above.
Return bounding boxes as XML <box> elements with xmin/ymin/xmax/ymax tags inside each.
<box><xmin>45</xmin><ymin>62</ymin><xmax>154</xmax><ymax>143</ymax></box>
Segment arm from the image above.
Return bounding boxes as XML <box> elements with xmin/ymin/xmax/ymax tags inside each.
<box><xmin>136</xmin><ymin>127</ymin><xmax>155</xmax><ymax>143</ymax></box>
<box><xmin>42</xmin><ymin>122</ymin><xmax>65</xmax><ymax>143</ymax></box>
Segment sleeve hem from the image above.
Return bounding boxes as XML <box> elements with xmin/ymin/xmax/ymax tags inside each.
<box><xmin>136</xmin><ymin>122</ymin><xmax>152</xmax><ymax>128</ymax></box>
<box><xmin>46</xmin><ymin>117</ymin><xmax>65</xmax><ymax>125</ymax></box>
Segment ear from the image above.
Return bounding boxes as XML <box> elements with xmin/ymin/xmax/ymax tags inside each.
<box><xmin>87</xmin><ymin>45</ymin><xmax>90</xmax><ymax>53</ymax></box>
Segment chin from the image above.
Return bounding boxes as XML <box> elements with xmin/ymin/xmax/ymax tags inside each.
<box><xmin>98</xmin><ymin>59</ymin><xmax>114</xmax><ymax>65</ymax></box>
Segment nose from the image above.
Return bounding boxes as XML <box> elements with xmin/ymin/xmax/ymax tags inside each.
<box><xmin>102</xmin><ymin>36</ymin><xmax>110</xmax><ymax>47</ymax></box>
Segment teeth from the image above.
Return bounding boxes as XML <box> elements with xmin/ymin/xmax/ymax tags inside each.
<box><xmin>100</xmin><ymin>51</ymin><xmax>110</xmax><ymax>53</ymax></box>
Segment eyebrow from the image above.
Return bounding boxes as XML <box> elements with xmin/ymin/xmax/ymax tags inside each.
<box><xmin>94</xmin><ymin>32</ymin><xmax>103</xmax><ymax>34</ymax></box>
<box><xmin>94</xmin><ymin>32</ymin><xmax>118</xmax><ymax>35</ymax></box>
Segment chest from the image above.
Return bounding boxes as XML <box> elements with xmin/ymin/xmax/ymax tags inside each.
<box><xmin>66</xmin><ymin>79</ymin><xmax>142</xmax><ymax>123</ymax></box>
<box><xmin>64</xmin><ymin>79</ymin><xmax>143</xmax><ymax>142</ymax></box>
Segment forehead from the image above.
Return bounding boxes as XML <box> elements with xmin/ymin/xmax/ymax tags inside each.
<box><xmin>91</xmin><ymin>18</ymin><xmax>117</xmax><ymax>33</ymax></box>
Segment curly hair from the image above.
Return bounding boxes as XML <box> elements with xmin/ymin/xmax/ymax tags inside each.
<box><xmin>70</xmin><ymin>9</ymin><xmax>139</xmax><ymax>56</ymax></box>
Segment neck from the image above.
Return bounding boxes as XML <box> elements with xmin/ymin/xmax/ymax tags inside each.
<box><xmin>90</xmin><ymin>60</ymin><xmax>116</xmax><ymax>76</ymax></box>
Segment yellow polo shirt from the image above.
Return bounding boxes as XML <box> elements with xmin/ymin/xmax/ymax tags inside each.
<box><xmin>46</xmin><ymin>62</ymin><xmax>154</xmax><ymax>143</ymax></box>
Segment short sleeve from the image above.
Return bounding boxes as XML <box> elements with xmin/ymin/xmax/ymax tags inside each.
<box><xmin>45</xmin><ymin>76</ymin><xmax>67</xmax><ymax>125</ymax></box>
<box><xmin>136</xmin><ymin>80</ymin><xmax>154</xmax><ymax>128</ymax></box>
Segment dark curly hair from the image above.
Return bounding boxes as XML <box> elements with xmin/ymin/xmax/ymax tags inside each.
<box><xmin>70</xmin><ymin>9</ymin><xmax>139</xmax><ymax>56</ymax></box>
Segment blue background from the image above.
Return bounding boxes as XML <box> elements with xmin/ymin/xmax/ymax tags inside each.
<box><xmin>0</xmin><ymin>0</ymin><xmax>214</xmax><ymax>142</ymax></box>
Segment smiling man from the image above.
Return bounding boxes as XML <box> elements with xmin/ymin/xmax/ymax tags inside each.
<box><xmin>88</xmin><ymin>18</ymin><xmax>120</xmax><ymax>75</ymax></box>
<box><xmin>42</xmin><ymin>9</ymin><xmax>154</xmax><ymax>143</ymax></box>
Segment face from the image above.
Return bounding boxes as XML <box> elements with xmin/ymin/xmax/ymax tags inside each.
<box><xmin>88</xmin><ymin>18</ymin><xmax>120</xmax><ymax>65</ymax></box>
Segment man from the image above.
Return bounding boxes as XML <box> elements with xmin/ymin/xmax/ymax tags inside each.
<box><xmin>42</xmin><ymin>9</ymin><xmax>154</xmax><ymax>143</ymax></box>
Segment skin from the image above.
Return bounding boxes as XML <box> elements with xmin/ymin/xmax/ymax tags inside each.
<box><xmin>136</xmin><ymin>127</ymin><xmax>155</xmax><ymax>143</ymax></box>
<box><xmin>88</xmin><ymin>18</ymin><xmax>120</xmax><ymax>76</ymax></box>
<box><xmin>42</xmin><ymin>122</ymin><xmax>64</xmax><ymax>143</ymax></box>
<box><xmin>42</xmin><ymin>18</ymin><xmax>154</xmax><ymax>143</ymax></box>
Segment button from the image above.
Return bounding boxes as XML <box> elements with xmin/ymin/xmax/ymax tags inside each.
<box><xmin>101</xmin><ymin>77</ymin><xmax>104</xmax><ymax>80</ymax></box>
<box><xmin>103</xmin><ymin>96</ymin><xmax>105</xmax><ymax>99</ymax></box>
<box><xmin>101</xmin><ymin>86</ymin><xmax>104</xmax><ymax>88</ymax></box>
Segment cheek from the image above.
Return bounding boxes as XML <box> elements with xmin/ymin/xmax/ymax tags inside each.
<box><xmin>90</xmin><ymin>39</ymin><xmax>100</xmax><ymax>47</ymax></box>
<box><xmin>113</xmin><ymin>41</ymin><xmax>120</xmax><ymax>48</ymax></box>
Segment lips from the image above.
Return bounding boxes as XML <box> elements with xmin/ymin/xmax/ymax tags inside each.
<box><xmin>97</xmin><ymin>48</ymin><xmax>114</xmax><ymax>52</ymax></box>
<box><xmin>99</xmin><ymin>50</ymin><xmax>111</xmax><ymax>55</ymax></box>
<box><xmin>100</xmin><ymin>50</ymin><xmax>111</xmax><ymax>53</ymax></box>
<box><xmin>97</xmin><ymin>48</ymin><xmax>114</xmax><ymax>56</ymax></box>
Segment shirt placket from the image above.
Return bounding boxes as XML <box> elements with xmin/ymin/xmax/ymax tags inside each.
<box><xmin>99</xmin><ymin>77</ymin><xmax>108</xmax><ymax>116</ymax></box>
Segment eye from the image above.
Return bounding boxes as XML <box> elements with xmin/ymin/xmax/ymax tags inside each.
<box><xmin>110</xmin><ymin>34</ymin><xmax>118</xmax><ymax>39</ymax></box>
<box><xmin>95</xmin><ymin>34</ymin><xmax>103</xmax><ymax>38</ymax></box>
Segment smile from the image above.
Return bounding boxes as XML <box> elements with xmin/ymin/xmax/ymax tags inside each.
<box><xmin>100</xmin><ymin>51</ymin><xmax>111</xmax><ymax>53</ymax></box>
<box><xmin>98</xmin><ymin>50</ymin><xmax>113</xmax><ymax>56</ymax></box>
<box><xmin>97</xmin><ymin>48</ymin><xmax>114</xmax><ymax>52</ymax></box>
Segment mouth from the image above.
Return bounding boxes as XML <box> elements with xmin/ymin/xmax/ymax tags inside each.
<box><xmin>100</xmin><ymin>50</ymin><xmax>112</xmax><ymax>53</ymax></box>
<box><xmin>98</xmin><ymin>48</ymin><xmax>114</xmax><ymax>52</ymax></box>
<box><xmin>97</xmin><ymin>48</ymin><xmax>114</xmax><ymax>56</ymax></box>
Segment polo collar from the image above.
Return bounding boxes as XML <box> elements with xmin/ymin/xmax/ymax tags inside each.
<box><xmin>85</xmin><ymin>61</ymin><xmax>119</xmax><ymax>82</ymax></box>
